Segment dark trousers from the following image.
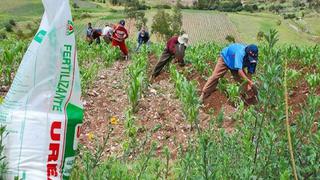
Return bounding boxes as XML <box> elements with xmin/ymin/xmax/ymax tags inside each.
<box><xmin>152</xmin><ymin>44</ymin><xmax>185</xmax><ymax>77</ymax></box>
<box><xmin>88</xmin><ymin>36</ymin><xmax>100</xmax><ymax>45</ymax></box>
<box><xmin>152</xmin><ymin>48</ymin><xmax>173</xmax><ymax>77</ymax></box>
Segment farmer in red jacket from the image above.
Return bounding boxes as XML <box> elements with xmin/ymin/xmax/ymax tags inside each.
<box><xmin>112</xmin><ymin>20</ymin><xmax>129</xmax><ymax>60</ymax></box>
<box><xmin>151</xmin><ymin>34</ymin><xmax>189</xmax><ymax>78</ymax></box>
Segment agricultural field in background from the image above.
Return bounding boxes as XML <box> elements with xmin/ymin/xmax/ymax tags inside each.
<box><xmin>1</xmin><ymin>0</ymin><xmax>319</xmax><ymax>45</ymax></box>
<box><xmin>1</xmin><ymin>0</ymin><xmax>320</xmax><ymax>179</ymax></box>
<box><xmin>228</xmin><ymin>12</ymin><xmax>319</xmax><ymax>45</ymax></box>
<box><xmin>182</xmin><ymin>12</ymin><xmax>241</xmax><ymax>44</ymax></box>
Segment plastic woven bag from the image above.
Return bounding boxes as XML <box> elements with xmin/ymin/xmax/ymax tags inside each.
<box><xmin>0</xmin><ymin>0</ymin><xmax>83</xmax><ymax>179</ymax></box>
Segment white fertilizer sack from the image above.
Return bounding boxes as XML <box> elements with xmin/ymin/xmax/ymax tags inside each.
<box><xmin>0</xmin><ymin>0</ymin><xmax>83</xmax><ymax>179</ymax></box>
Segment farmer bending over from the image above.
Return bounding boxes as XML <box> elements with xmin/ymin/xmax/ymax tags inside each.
<box><xmin>136</xmin><ymin>27</ymin><xmax>150</xmax><ymax>52</ymax></box>
<box><xmin>102</xmin><ymin>24</ymin><xmax>113</xmax><ymax>44</ymax></box>
<box><xmin>112</xmin><ymin>20</ymin><xmax>129</xmax><ymax>60</ymax></box>
<box><xmin>151</xmin><ymin>34</ymin><xmax>189</xmax><ymax>78</ymax></box>
<box><xmin>91</xmin><ymin>28</ymin><xmax>102</xmax><ymax>44</ymax></box>
<box><xmin>86</xmin><ymin>22</ymin><xmax>93</xmax><ymax>43</ymax></box>
<box><xmin>200</xmin><ymin>44</ymin><xmax>258</xmax><ymax>103</ymax></box>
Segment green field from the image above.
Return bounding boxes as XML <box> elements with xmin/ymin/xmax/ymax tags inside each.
<box><xmin>1</xmin><ymin>1</ymin><xmax>319</xmax><ymax>46</ymax></box>
<box><xmin>1</xmin><ymin>1</ymin><xmax>320</xmax><ymax>179</ymax></box>
<box><xmin>228</xmin><ymin>12</ymin><xmax>317</xmax><ymax>45</ymax></box>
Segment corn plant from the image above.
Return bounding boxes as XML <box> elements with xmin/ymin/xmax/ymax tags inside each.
<box><xmin>169</xmin><ymin>65</ymin><xmax>200</xmax><ymax>129</ymax></box>
<box><xmin>70</xmin><ymin>127</ymin><xmax>133</xmax><ymax>180</ymax></box>
<box><xmin>217</xmin><ymin>77</ymin><xmax>228</xmax><ymax>92</ymax></box>
<box><xmin>150</xmin><ymin>43</ymin><xmax>164</xmax><ymax>58</ymax></box>
<box><xmin>0</xmin><ymin>40</ymin><xmax>27</xmax><ymax>86</ymax></box>
<box><xmin>101</xmin><ymin>45</ymin><xmax>121</xmax><ymax>67</ymax></box>
<box><xmin>127</xmin><ymin>47</ymin><xmax>148</xmax><ymax>112</ymax></box>
<box><xmin>77</xmin><ymin>39</ymin><xmax>121</xmax><ymax>95</ymax></box>
<box><xmin>286</xmin><ymin>68</ymin><xmax>301</xmax><ymax>90</ymax></box>
<box><xmin>122</xmin><ymin>109</ymin><xmax>139</xmax><ymax>158</ymax></box>
<box><xmin>80</xmin><ymin>63</ymin><xmax>99</xmax><ymax>94</ymax></box>
<box><xmin>225</xmin><ymin>83</ymin><xmax>241</xmax><ymax>105</ymax></box>
<box><xmin>306</xmin><ymin>73</ymin><xmax>320</xmax><ymax>92</ymax></box>
<box><xmin>290</xmin><ymin>94</ymin><xmax>320</xmax><ymax>179</ymax></box>
<box><xmin>185</xmin><ymin>42</ymin><xmax>222</xmax><ymax>77</ymax></box>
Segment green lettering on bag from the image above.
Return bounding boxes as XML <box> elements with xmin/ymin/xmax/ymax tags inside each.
<box><xmin>34</xmin><ymin>30</ymin><xmax>47</xmax><ymax>43</ymax></box>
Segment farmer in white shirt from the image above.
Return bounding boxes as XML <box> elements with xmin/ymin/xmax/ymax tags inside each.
<box><xmin>102</xmin><ymin>24</ymin><xmax>114</xmax><ymax>44</ymax></box>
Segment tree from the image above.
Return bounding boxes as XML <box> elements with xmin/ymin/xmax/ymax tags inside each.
<box><xmin>125</xmin><ymin>0</ymin><xmax>147</xmax><ymax>30</ymax></box>
<box><xmin>151</xmin><ymin>1</ymin><xmax>184</xmax><ymax>41</ymax></box>
<box><xmin>292</xmin><ymin>0</ymin><xmax>300</xmax><ymax>7</ymax></box>
<box><xmin>195</xmin><ymin>0</ymin><xmax>218</xmax><ymax>9</ymax></box>
<box><xmin>171</xmin><ymin>0</ymin><xmax>183</xmax><ymax>35</ymax></box>
<box><xmin>256</xmin><ymin>31</ymin><xmax>265</xmax><ymax>41</ymax></box>
<box><xmin>151</xmin><ymin>10</ymin><xmax>172</xmax><ymax>40</ymax></box>
<box><xmin>225</xmin><ymin>35</ymin><xmax>235</xmax><ymax>43</ymax></box>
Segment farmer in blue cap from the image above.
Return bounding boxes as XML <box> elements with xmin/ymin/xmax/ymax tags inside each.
<box><xmin>135</xmin><ymin>27</ymin><xmax>150</xmax><ymax>52</ymax></box>
<box><xmin>200</xmin><ymin>43</ymin><xmax>258</xmax><ymax>103</ymax></box>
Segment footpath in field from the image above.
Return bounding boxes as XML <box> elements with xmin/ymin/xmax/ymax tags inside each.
<box><xmin>80</xmin><ymin>60</ymin><xmax>130</xmax><ymax>156</ymax></box>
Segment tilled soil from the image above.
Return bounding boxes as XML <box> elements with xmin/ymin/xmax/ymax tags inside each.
<box><xmin>0</xmin><ymin>55</ymin><xmax>318</xmax><ymax>159</ymax></box>
<box><xmin>79</xmin><ymin>54</ymin><xmax>239</xmax><ymax>159</ymax></box>
<box><xmin>80</xmin><ymin>60</ymin><xmax>131</xmax><ymax>156</ymax></box>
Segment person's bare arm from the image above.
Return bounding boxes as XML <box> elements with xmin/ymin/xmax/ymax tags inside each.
<box><xmin>238</xmin><ymin>69</ymin><xmax>254</xmax><ymax>87</ymax></box>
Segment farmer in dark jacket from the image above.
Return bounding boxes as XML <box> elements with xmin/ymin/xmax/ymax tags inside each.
<box><xmin>136</xmin><ymin>27</ymin><xmax>150</xmax><ymax>52</ymax></box>
<box><xmin>91</xmin><ymin>28</ymin><xmax>102</xmax><ymax>44</ymax></box>
<box><xmin>200</xmin><ymin>43</ymin><xmax>258</xmax><ymax>103</ymax></box>
<box><xmin>86</xmin><ymin>22</ymin><xmax>93</xmax><ymax>43</ymax></box>
<box><xmin>151</xmin><ymin>34</ymin><xmax>189</xmax><ymax>78</ymax></box>
<box><xmin>86</xmin><ymin>22</ymin><xmax>102</xmax><ymax>45</ymax></box>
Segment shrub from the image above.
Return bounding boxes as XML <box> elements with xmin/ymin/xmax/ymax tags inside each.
<box><xmin>110</xmin><ymin>8</ymin><xmax>118</xmax><ymax>13</ymax></box>
<box><xmin>152</xmin><ymin>4</ymin><xmax>172</xmax><ymax>9</ymax></box>
<box><xmin>225</xmin><ymin>35</ymin><xmax>235</xmax><ymax>43</ymax></box>
<box><xmin>256</xmin><ymin>31</ymin><xmax>265</xmax><ymax>41</ymax></box>
<box><xmin>4</xmin><ymin>23</ymin><xmax>13</xmax><ymax>32</ymax></box>
<box><xmin>269</xmin><ymin>4</ymin><xmax>284</xmax><ymax>13</ymax></box>
<box><xmin>0</xmin><ymin>32</ymin><xmax>6</xmax><ymax>40</ymax></box>
<box><xmin>151</xmin><ymin>10</ymin><xmax>173</xmax><ymax>40</ymax></box>
<box><xmin>9</xmin><ymin>19</ymin><xmax>16</xmax><ymax>26</ymax></box>
<box><xmin>26</xmin><ymin>23</ymin><xmax>33</xmax><ymax>30</ymax></box>
<box><xmin>80</xmin><ymin>12</ymin><xmax>91</xmax><ymax>19</ymax></box>
<box><xmin>243</xmin><ymin>5</ymin><xmax>254</xmax><ymax>13</ymax></box>
<box><xmin>283</xmin><ymin>13</ymin><xmax>296</xmax><ymax>19</ymax></box>
<box><xmin>73</xmin><ymin>3</ymin><xmax>79</xmax><ymax>8</ymax></box>
<box><xmin>15</xmin><ymin>29</ymin><xmax>25</xmax><ymax>39</ymax></box>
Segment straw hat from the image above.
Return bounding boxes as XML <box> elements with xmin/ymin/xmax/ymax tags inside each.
<box><xmin>178</xmin><ymin>34</ymin><xmax>189</xmax><ymax>47</ymax></box>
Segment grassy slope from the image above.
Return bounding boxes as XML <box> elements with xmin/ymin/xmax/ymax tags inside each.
<box><xmin>302</xmin><ymin>14</ymin><xmax>320</xmax><ymax>36</ymax></box>
<box><xmin>228</xmin><ymin>12</ymin><xmax>316</xmax><ymax>46</ymax></box>
<box><xmin>0</xmin><ymin>0</ymin><xmax>43</xmax><ymax>26</ymax></box>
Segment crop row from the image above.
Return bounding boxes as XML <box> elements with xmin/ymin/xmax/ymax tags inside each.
<box><xmin>169</xmin><ymin>65</ymin><xmax>200</xmax><ymax>129</ymax></box>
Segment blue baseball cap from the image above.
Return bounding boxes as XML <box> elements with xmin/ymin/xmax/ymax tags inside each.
<box><xmin>246</xmin><ymin>44</ymin><xmax>258</xmax><ymax>63</ymax></box>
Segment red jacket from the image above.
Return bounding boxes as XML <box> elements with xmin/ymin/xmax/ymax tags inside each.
<box><xmin>166</xmin><ymin>36</ymin><xmax>179</xmax><ymax>54</ymax></box>
<box><xmin>166</xmin><ymin>36</ymin><xmax>186</xmax><ymax>63</ymax></box>
<box><xmin>112</xmin><ymin>24</ymin><xmax>128</xmax><ymax>42</ymax></box>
